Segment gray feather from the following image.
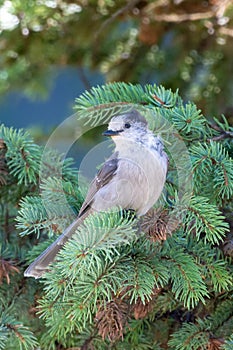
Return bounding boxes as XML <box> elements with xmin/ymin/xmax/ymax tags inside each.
<box><xmin>24</xmin><ymin>154</ymin><xmax>119</xmax><ymax>278</ymax></box>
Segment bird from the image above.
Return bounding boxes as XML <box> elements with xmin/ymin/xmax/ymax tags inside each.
<box><xmin>24</xmin><ymin>109</ymin><xmax>168</xmax><ymax>278</ymax></box>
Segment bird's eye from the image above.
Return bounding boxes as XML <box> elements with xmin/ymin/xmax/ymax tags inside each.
<box><xmin>124</xmin><ymin>123</ymin><xmax>131</xmax><ymax>129</ymax></box>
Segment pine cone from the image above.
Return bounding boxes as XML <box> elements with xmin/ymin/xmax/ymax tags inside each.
<box><xmin>141</xmin><ymin>208</ymin><xmax>177</xmax><ymax>242</ymax></box>
<box><xmin>206</xmin><ymin>337</ymin><xmax>225</xmax><ymax>350</ymax></box>
<box><xmin>132</xmin><ymin>288</ymin><xmax>161</xmax><ymax>320</ymax></box>
<box><xmin>95</xmin><ymin>298</ymin><xmax>129</xmax><ymax>342</ymax></box>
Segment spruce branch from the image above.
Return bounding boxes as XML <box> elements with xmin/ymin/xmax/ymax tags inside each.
<box><xmin>16</xmin><ymin>174</ymin><xmax>82</xmax><ymax>238</ymax></box>
<box><xmin>151</xmin><ymin>290</ymin><xmax>180</xmax><ymax>316</ymax></box>
<box><xmin>168</xmin><ymin>321</ymin><xmax>210</xmax><ymax>350</ymax></box>
<box><xmin>206</xmin><ymin>259</ymin><xmax>232</xmax><ymax>293</ymax></box>
<box><xmin>39</xmin><ymin>176</ymin><xmax>82</xmax><ymax>219</ymax></box>
<box><xmin>1</xmin><ymin>82</ymin><xmax>232</xmax><ymax>348</ymax></box>
<box><xmin>0</xmin><ymin>124</ymin><xmax>41</xmax><ymax>186</ymax></box>
<box><xmin>38</xmin><ymin>255</ymin><xmax>129</xmax><ymax>337</ymax></box>
<box><xmin>144</xmin><ymin>85</ymin><xmax>179</xmax><ymax>108</ymax></box>
<box><xmin>208</xmin><ymin>115</ymin><xmax>233</xmax><ymax>142</ymax></box>
<box><xmin>40</xmin><ymin>148</ymin><xmax>79</xmax><ymax>183</ymax></box>
<box><xmin>58</xmin><ymin>210</ymin><xmax>138</xmax><ymax>266</ymax></box>
<box><xmin>16</xmin><ymin>196</ymin><xmax>57</xmax><ymax>238</ymax></box>
<box><xmin>122</xmin><ymin>252</ymin><xmax>157</xmax><ymax>304</ymax></box>
<box><xmin>222</xmin><ymin>335</ymin><xmax>233</xmax><ymax>350</ymax></box>
<box><xmin>37</xmin><ymin>212</ymin><xmax>140</xmax><ymax>336</ymax></box>
<box><xmin>75</xmin><ymin>83</ymin><xmax>146</xmax><ymax>111</ymax></box>
<box><xmin>171</xmin><ymin>102</ymin><xmax>206</xmax><ymax>139</ymax></box>
<box><xmin>169</xmin><ymin>299</ymin><xmax>233</xmax><ymax>350</ymax></box>
<box><xmin>191</xmin><ymin>142</ymin><xmax>233</xmax><ymax>203</ymax></box>
<box><xmin>74</xmin><ymin>83</ymin><xmax>180</xmax><ymax>127</ymax></box>
<box><xmin>208</xmin><ymin>299</ymin><xmax>233</xmax><ymax>332</ymax></box>
<box><xmin>121</xmin><ymin>318</ymin><xmax>163</xmax><ymax>350</ymax></box>
<box><xmin>0</xmin><ymin>309</ymin><xmax>38</xmax><ymax>350</ymax></box>
<box><xmin>184</xmin><ymin>238</ymin><xmax>232</xmax><ymax>293</ymax></box>
<box><xmin>178</xmin><ymin>196</ymin><xmax>229</xmax><ymax>244</ymax></box>
<box><xmin>163</xmin><ymin>246</ymin><xmax>209</xmax><ymax>308</ymax></box>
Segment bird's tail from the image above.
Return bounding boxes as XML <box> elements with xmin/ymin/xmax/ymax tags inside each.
<box><xmin>24</xmin><ymin>216</ymin><xmax>85</xmax><ymax>278</ymax></box>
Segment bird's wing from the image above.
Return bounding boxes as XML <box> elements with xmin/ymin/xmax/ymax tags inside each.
<box><xmin>78</xmin><ymin>152</ymin><xmax>119</xmax><ymax>217</ymax></box>
<box><xmin>24</xmin><ymin>152</ymin><xmax>119</xmax><ymax>278</ymax></box>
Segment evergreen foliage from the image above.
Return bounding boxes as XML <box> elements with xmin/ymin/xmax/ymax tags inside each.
<box><xmin>1</xmin><ymin>1</ymin><xmax>233</xmax><ymax>117</ymax></box>
<box><xmin>0</xmin><ymin>82</ymin><xmax>233</xmax><ymax>349</ymax></box>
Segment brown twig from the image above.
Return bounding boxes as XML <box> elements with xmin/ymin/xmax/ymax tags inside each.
<box><xmin>144</xmin><ymin>0</ymin><xmax>232</xmax><ymax>23</ymax></box>
<box><xmin>152</xmin><ymin>11</ymin><xmax>215</xmax><ymax>23</ymax></box>
<box><xmin>208</xmin><ymin>122</ymin><xmax>233</xmax><ymax>142</ymax></box>
<box><xmin>94</xmin><ymin>0</ymin><xmax>141</xmax><ymax>39</ymax></box>
<box><xmin>209</xmin><ymin>131</ymin><xmax>233</xmax><ymax>141</ymax></box>
<box><xmin>219</xmin><ymin>27</ymin><xmax>233</xmax><ymax>37</ymax></box>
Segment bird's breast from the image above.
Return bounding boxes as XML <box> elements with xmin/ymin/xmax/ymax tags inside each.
<box><xmin>114</xmin><ymin>145</ymin><xmax>167</xmax><ymax>215</ymax></box>
<box><xmin>92</xmin><ymin>143</ymin><xmax>167</xmax><ymax>215</ymax></box>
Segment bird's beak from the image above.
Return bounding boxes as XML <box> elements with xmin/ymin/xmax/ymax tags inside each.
<box><xmin>102</xmin><ymin>129</ymin><xmax>122</xmax><ymax>137</ymax></box>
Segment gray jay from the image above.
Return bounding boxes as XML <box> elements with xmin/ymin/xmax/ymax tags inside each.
<box><xmin>24</xmin><ymin>109</ymin><xmax>168</xmax><ymax>278</ymax></box>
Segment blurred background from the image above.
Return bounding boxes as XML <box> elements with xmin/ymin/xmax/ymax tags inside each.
<box><xmin>0</xmin><ymin>0</ymin><xmax>233</xmax><ymax>137</ymax></box>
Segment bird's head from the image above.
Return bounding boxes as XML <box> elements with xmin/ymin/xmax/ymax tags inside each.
<box><xmin>103</xmin><ymin>110</ymin><xmax>148</xmax><ymax>139</ymax></box>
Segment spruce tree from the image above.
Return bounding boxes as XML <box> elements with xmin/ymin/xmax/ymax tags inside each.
<box><xmin>0</xmin><ymin>82</ymin><xmax>232</xmax><ymax>350</ymax></box>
